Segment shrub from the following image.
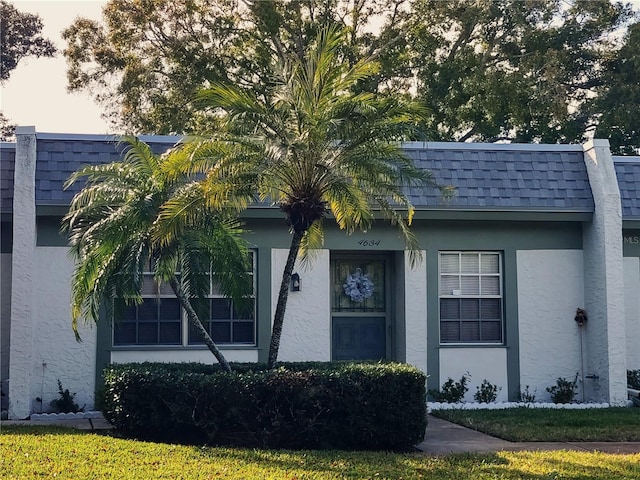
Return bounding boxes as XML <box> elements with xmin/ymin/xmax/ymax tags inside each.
<box><xmin>546</xmin><ymin>374</ymin><xmax>578</xmax><ymax>404</ymax></box>
<box><xmin>428</xmin><ymin>373</ymin><xmax>469</xmax><ymax>403</ymax></box>
<box><xmin>50</xmin><ymin>380</ymin><xmax>82</xmax><ymax>413</ymax></box>
<box><xmin>628</xmin><ymin>370</ymin><xmax>640</xmax><ymax>389</ymax></box>
<box><xmin>515</xmin><ymin>385</ymin><xmax>537</xmax><ymax>403</ymax></box>
<box><xmin>473</xmin><ymin>379</ymin><xmax>501</xmax><ymax>403</ymax></box>
<box><xmin>101</xmin><ymin>362</ymin><xmax>427</xmax><ymax>450</ymax></box>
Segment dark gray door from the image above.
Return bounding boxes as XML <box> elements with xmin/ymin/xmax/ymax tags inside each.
<box><xmin>331</xmin><ymin>256</ymin><xmax>388</xmax><ymax>360</ymax></box>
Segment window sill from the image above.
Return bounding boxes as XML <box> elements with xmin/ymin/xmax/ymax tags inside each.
<box><xmin>438</xmin><ymin>344</ymin><xmax>507</xmax><ymax>348</ymax></box>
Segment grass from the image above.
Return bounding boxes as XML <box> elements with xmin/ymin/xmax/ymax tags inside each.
<box><xmin>2</xmin><ymin>425</ymin><xmax>640</xmax><ymax>479</ymax></box>
<box><xmin>432</xmin><ymin>407</ymin><xmax>640</xmax><ymax>442</ymax></box>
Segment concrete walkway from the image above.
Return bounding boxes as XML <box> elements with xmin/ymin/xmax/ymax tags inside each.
<box><xmin>3</xmin><ymin>414</ymin><xmax>640</xmax><ymax>454</ymax></box>
<box><xmin>417</xmin><ymin>415</ymin><xmax>640</xmax><ymax>455</ymax></box>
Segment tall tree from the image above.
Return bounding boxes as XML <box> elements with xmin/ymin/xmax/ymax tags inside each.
<box><xmin>593</xmin><ymin>20</ymin><xmax>640</xmax><ymax>155</ymax></box>
<box><xmin>0</xmin><ymin>1</ymin><xmax>56</xmax><ymax>140</ymax></box>
<box><xmin>409</xmin><ymin>0</ymin><xmax>633</xmax><ymax>143</ymax></box>
<box><xmin>161</xmin><ymin>27</ymin><xmax>442</xmax><ymax>368</ymax></box>
<box><xmin>64</xmin><ymin>137</ymin><xmax>253</xmax><ymax>372</ymax></box>
<box><xmin>62</xmin><ymin>0</ymin><xmax>410</xmax><ymax>134</ymax></box>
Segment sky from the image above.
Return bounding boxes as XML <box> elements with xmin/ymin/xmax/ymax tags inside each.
<box><xmin>1</xmin><ymin>0</ymin><xmax>640</xmax><ymax>136</ymax></box>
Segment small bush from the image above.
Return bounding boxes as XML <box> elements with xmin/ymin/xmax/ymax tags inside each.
<box><xmin>101</xmin><ymin>362</ymin><xmax>427</xmax><ymax>450</ymax></box>
<box><xmin>49</xmin><ymin>380</ymin><xmax>82</xmax><ymax>413</ymax></box>
<box><xmin>628</xmin><ymin>370</ymin><xmax>640</xmax><ymax>389</ymax></box>
<box><xmin>473</xmin><ymin>379</ymin><xmax>501</xmax><ymax>403</ymax></box>
<box><xmin>428</xmin><ymin>373</ymin><xmax>469</xmax><ymax>403</ymax></box>
<box><xmin>546</xmin><ymin>374</ymin><xmax>578</xmax><ymax>404</ymax></box>
<box><xmin>515</xmin><ymin>385</ymin><xmax>536</xmax><ymax>403</ymax></box>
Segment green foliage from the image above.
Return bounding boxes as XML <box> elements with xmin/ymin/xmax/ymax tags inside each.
<box><xmin>515</xmin><ymin>385</ymin><xmax>537</xmax><ymax>403</ymax></box>
<box><xmin>432</xmin><ymin>407</ymin><xmax>640</xmax><ymax>442</ymax></box>
<box><xmin>0</xmin><ymin>0</ymin><xmax>56</xmax><ymax>81</ymax></box>
<box><xmin>49</xmin><ymin>380</ymin><xmax>82</xmax><ymax>414</ymax></box>
<box><xmin>473</xmin><ymin>379</ymin><xmax>501</xmax><ymax>404</ymax></box>
<box><xmin>4</xmin><ymin>426</ymin><xmax>640</xmax><ymax>479</ymax></box>
<box><xmin>546</xmin><ymin>374</ymin><xmax>579</xmax><ymax>404</ymax></box>
<box><xmin>628</xmin><ymin>370</ymin><xmax>640</xmax><ymax>390</ymax></box>
<box><xmin>101</xmin><ymin>361</ymin><xmax>427</xmax><ymax>450</ymax></box>
<box><xmin>64</xmin><ymin>136</ymin><xmax>253</xmax><ymax>371</ymax></box>
<box><xmin>428</xmin><ymin>373</ymin><xmax>470</xmax><ymax>403</ymax></box>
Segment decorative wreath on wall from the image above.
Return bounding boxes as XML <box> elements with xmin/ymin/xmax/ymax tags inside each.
<box><xmin>343</xmin><ymin>268</ymin><xmax>374</xmax><ymax>303</ymax></box>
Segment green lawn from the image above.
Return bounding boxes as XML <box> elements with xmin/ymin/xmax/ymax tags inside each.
<box><xmin>2</xmin><ymin>425</ymin><xmax>640</xmax><ymax>479</ymax></box>
<box><xmin>432</xmin><ymin>407</ymin><xmax>640</xmax><ymax>442</ymax></box>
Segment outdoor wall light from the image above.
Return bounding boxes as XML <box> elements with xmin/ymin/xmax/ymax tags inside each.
<box><xmin>291</xmin><ymin>273</ymin><xmax>301</xmax><ymax>292</ymax></box>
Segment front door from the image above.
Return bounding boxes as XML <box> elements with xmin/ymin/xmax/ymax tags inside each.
<box><xmin>331</xmin><ymin>256</ymin><xmax>389</xmax><ymax>360</ymax></box>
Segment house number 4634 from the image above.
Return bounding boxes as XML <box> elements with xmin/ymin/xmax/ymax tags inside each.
<box><xmin>358</xmin><ymin>240</ymin><xmax>381</xmax><ymax>247</ymax></box>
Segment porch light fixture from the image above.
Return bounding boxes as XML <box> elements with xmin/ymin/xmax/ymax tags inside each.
<box><xmin>291</xmin><ymin>273</ymin><xmax>301</xmax><ymax>292</ymax></box>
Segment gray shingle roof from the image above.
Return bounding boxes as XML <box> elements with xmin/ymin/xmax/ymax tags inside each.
<box><xmin>614</xmin><ymin>157</ymin><xmax>640</xmax><ymax>220</ymax></box>
<box><xmin>403</xmin><ymin>143</ymin><xmax>594</xmax><ymax>211</ymax></box>
<box><xmin>35</xmin><ymin>136</ymin><xmax>179</xmax><ymax>205</ymax></box>
<box><xmin>1</xmin><ymin>144</ymin><xmax>15</xmax><ymax>214</ymax></box>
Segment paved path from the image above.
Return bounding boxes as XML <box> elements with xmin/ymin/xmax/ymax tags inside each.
<box><xmin>4</xmin><ymin>415</ymin><xmax>640</xmax><ymax>454</ymax></box>
<box><xmin>417</xmin><ymin>415</ymin><xmax>640</xmax><ymax>455</ymax></box>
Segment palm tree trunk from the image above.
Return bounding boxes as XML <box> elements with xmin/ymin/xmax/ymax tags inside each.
<box><xmin>169</xmin><ymin>277</ymin><xmax>232</xmax><ymax>373</ymax></box>
<box><xmin>267</xmin><ymin>229</ymin><xmax>304</xmax><ymax>369</ymax></box>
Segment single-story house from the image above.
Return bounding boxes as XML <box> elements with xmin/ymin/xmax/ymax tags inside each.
<box><xmin>1</xmin><ymin>126</ymin><xmax>639</xmax><ymax>419</ymax></box>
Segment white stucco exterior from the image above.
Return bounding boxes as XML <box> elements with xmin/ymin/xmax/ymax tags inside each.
<box><xmin>404</xmin><ymin>250</ymin><xmax>427</xmax><ymax>372</ymax></box>
<box><xmin>439</xmin><ymin>348</ymin><xmax>508</xmax><ymax>402</ymax></box>
<box><xmin>624</xmin><ymin>257</ymin><xmax>640</xmax><ymax>370</ymax></box>
<box><xmin>272</xmin><ymin>249</ymin><xmax>331</xmax><ymax>361</ymax></box>
<box><xmin>517</xmin><ymin>249</ymin><xmax>585</xmax><ymax>402</ymax></box>
<box><xmin>111</xmin><ymin>349</ymin><xmax>259</xmax><ymax>364</ymax></box>
<box><xmin>31</xmin><ymin>247</ymin><xmax>97</xmax><ymax>412</ymax></box>
<box><xmin>8</xmin><ymin>127</ymin><xmax>37</xmax><ymax>419</ymax></box>
<box><xmin>582</xmin><ymin>140</ymin><xmax>628</xmax><ymax>405</ymax></box>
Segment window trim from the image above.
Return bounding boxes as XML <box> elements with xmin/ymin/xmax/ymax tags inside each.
<box><xmin>438</xmin><ymin>251</ymin><xmax>504</xmax><ymax>345</ymax></box>
<box><xmin>112</xmin><ymin>251</ymin><xmax>257</xmax><ymax>348</ymax></box>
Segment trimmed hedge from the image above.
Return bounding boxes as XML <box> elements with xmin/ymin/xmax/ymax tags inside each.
<box><xmin>101</xmin><ymin>362</ymin><xmax>427</xmax><ymax>450</ymax></box>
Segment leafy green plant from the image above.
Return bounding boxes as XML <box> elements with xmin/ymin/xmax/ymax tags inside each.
<box><xmin>627</xmin><ymin>369</ymin><xmax>640</xmax><ymax>389</ymax></box>
<box><xmin>515</xmin><ymin>385</ymin><xmax>537</xmax><ymax>403</ymax></box>
<box><xmin>546</xmin><ymin>374</ymin><xmax>578</xmax><ymax>404</ymax></box>
<box><xmin>49</xmin><ymin>380</ymin><xmax>82</xmax><ymax>413</ymax></box>
<box><xmin>101</xmin><ymin>361</ymin><xmax>427</xmax><ymax>450</ymax></box>
<box><xmin>473</xmin><ymin>379</ymin><xmax>501</xmax><ymax>403</ymax></box>
<box><xmin>428</xmin><ymin>373</ymin><xmax>470</xmax><ymax>403</ymax></box>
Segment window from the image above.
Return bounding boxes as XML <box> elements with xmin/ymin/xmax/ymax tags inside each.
<box><xmin>439</xmin><ymin>252</ymin><xmax>503</xmax><ymax>344</ymax></box>
<box><xmin>113</xmin><ymin>252</ymin><xmax>256</xmax><ymax>346</ymax></box>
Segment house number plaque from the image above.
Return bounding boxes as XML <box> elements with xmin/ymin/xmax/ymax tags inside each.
<box><xmin>357</xmin><ymin>240</ymin><xmax>381</xmax><ymax>247</ymax></box>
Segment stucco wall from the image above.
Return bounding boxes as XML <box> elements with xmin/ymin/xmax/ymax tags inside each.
<box><xmin>624</xmin><ymin>257</ymin><xmax>640</xmax><ymax>370</ymax></box>
<box><xmin>517</xmin><ymin>249</ymin><xmax>585</xmax><ymax>402</ymax></box>
<box><xmin>1</xmin><ymin>253</ymin><xmax>11</xmax><ymax>409</ymax></box>
<box><xmin>111</xmin><ymin>349</ymin><xmax>258</xmax><ymax>364</ymax></box>
<box><xmin>30</xmin><ymin>247</ymin><xmax>96</xmax><ymax>412</ymax></box>
<box><xmin>404</xmin><ymin>250</ymin><xmax>427</xmax><ymax>372</ymax></box>
<box><xmin>439</xmin><ymin>348</ymin><xmax>508</xmax><ymax>402</ymax></box>
<box><xmin>271</xmin><ymin>249</ymin><xmax>331</xmax><ymax>362</ymax></box>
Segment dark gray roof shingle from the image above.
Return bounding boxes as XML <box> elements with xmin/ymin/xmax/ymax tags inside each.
<box><xmin>1</xmin><ymin>144</ymin><xmax>15</xmax><ymax>214</ymax></box>
<box><xmin>614</xmin><ymin>157</ymin><xmax>640</xmax><ymax>220</ymax></box>
<box><xmin>403</xmin><ymin>143</ymin><xmax>594</xmax><ymax>211</ymax></box>
<box><xmin>36</xmin><ymin>136</ymin><xmax>179</xmax><ymax>205</ymax></box>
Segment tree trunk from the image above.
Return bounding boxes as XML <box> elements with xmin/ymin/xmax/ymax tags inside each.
<box><xmin>267</xmin><ymin>229</ymin><xmax>304</xmax><ymax>369</ymax></box>
<box><xmin>169</xmin><ymin>277</ymin><xmax>232</xmax><ymax>373</ymax></box>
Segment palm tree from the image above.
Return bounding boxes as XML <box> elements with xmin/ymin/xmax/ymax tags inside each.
<box><xmin>64</xmin><ymin>137</ymin><xmax>253</xmax><ymax>373</ymax></box>
<box><xmin>163</xmin><ymin>27</ymin><xmax>442</xmax><ymax>369</ymax></box>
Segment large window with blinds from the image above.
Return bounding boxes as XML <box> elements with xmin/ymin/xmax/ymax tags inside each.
<box><xmin>113</xmin><ymin>252</ymin><xmax>255</xmax><ymax>346</ymax></box>
<box><xmin>439</xmin><ymin>252</ymin><xmax>503</xmax><ymax>344</ymax></box>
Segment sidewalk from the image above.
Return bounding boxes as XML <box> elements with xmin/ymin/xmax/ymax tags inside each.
<box><xmin>417</xmin><ymin>415</ymin><xmax>640</xmax><ymax>455</ymax></box>
<box><xmin>3</xmin><ymin>414</ymin><xmax>640</xmax><ymax>454</ymax></box>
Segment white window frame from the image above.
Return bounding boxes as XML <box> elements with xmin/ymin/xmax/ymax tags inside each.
<box><xmin>438</xmin><ymin>251</ymin><xmax>503</xmax><ymax>345</ymax></box>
